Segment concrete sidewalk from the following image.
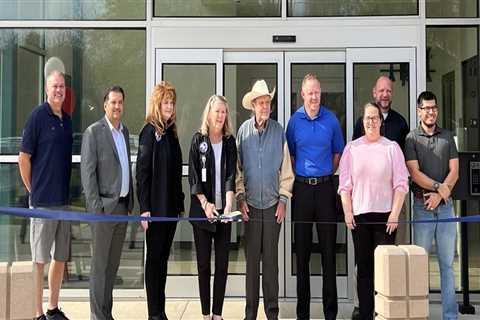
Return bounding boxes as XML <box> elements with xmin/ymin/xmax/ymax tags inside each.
<box><xmin>52</xmin><ymin>299</ymin><xmax>478</xmax><ymax>319</ymax></box>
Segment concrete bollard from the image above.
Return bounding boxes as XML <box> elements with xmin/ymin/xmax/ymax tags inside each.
<box><xmin>374</xmin><ymin>245</ymin><xmax>407</xmax><ymax>297</ymax></box>
<box><xmin>374</xmin><ymin>245</ymin><xmax>429</xmax><ymax>319</ymax></box>
<box><xmin>0</xmin><ymin>262</ymin><xmax>8</xmax><ymax>320</ymax></box>
<box><xmin>9</xmin><ymin>261</ymin><xmax>35</xmax><ymax>320</ymax></box>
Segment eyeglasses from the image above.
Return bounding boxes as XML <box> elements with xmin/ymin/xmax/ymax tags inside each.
<box><xmin>418</xmin><ymin>106</ymin><xmax>438</xmax><ymax>113</ymax></box>
<box><xmin>363</xmin><ymin>116</ymin><xmax>381</xmax><ymax>123</ymax></box>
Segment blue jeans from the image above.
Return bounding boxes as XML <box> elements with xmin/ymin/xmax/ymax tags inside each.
<box><xmin>413</xmin><ymin>199</ymin><xmax>458</xmax><ymax>320</ymax></box>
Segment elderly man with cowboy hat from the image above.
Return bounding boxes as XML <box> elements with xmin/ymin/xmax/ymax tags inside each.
<box><xmin>236</xmin><ymin>79</ymin><xmax>294</xmax><ymax>320</ymax></box>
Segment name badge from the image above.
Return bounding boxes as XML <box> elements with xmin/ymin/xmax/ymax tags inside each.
<box><xmin>199</xmin><ymin>141</ymin><xmax>208</xmax><ymax>154</ymax></box>
<box><xmin>199</xmin><ymin>141</ymin><xmax>208</xmax><ymax>182</ymax></box>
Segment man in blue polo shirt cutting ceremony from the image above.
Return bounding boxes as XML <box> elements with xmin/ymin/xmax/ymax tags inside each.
<box><xmin>286</xmin><ymin>73</ymin><xmax>345</xmax><ymax>320</ymax></box>
<box><xmin>19</xmin><ymin>70</ymin><xmax>73</xmax><ymax>320</ymax></box>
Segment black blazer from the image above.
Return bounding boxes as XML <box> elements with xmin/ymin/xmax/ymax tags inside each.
<box><xmin>136</xmin><ymin>123</ymin><xmax>184</xmax><ymax>217</ymax></box>
<box><xmin>188</xmin><ymin>132</ymin><xmax>237</xmax><ymax>231</ymax></box>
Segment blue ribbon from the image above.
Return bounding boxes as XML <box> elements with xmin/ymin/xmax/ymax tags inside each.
<box><xmin>1</xmin><ymin>206</ymin><xmax>480</xmax><ymax>224</ymax></box>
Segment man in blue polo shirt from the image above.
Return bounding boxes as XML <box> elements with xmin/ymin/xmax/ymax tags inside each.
<box><xmin>286</xmin><ymin>73</ymin><xmax>344</xmax><ymax>320</ymax></box>
<box><xmin>19</xmin><ymin>70</ymin><xmax>73</xmax><ymax>320</ymax></box>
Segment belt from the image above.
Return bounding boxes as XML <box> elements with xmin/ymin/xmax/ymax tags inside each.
<box><xmin>118</xmin><ymin>196</ymin><xmax>128</xmax><ymax>203</ymax></box>
<box><xmin>413</xmin><ymin>189</ymin><xmax>427</xmax><ymax>200</ymax></box>
<box><xmin>295</xmin><ymin>175</ymin><xmax>332</xmax><ymax>186</ymax></box>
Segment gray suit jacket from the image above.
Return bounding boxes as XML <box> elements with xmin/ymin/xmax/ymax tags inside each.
<box><xmin>80</xmin><ymin>117</ymin><xmax>134</xmax><ymax>214</ymax></box>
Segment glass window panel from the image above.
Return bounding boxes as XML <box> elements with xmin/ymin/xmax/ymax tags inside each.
<box><xmin>154</xmin><ymin>0</ymin><xmax>280</xmax><ymax>17</ymax></box>
<box><xmin>352</xmin><ymin>62</ymin><xmax>412</xmax><ymax>254</ymax></box>
<box><xmin>426</xmin><ymin>26</ymin><xmax>479</xmax><ymax>291</ymax></box>
<box><xmin>0</xmin><ymin>29</ymin><xmax>146</xmax><ymax>155</ymax></box>
<box><xmin>0</xmin><ymin>163</ymin><xmax>145</xmax><ymax>289</ymax></box>
<box><xmin>288</xmin><ymin>0</ymin><xmax>417</xmax><ymax>17</ymax></box>
<box><xmin>163</xmin><ymin>64</ymin><xmax>216</xmax><ymax>164</ymax></box>
<box><xmin>353</xmin><ymin>63</ymin><xmax>410</xmax><ymax>126</ymax></box>
<box><xmin>426</xmin><ymin>0</ymin><xmax>477</xmax><ymax>18</ymax></box>
<box><xmin>0</xmin><ymin>0</ymin><xmax>145</xmax><ymax>20</ymax></box>
<box><xmin>165</xmin><ymin>64</ymin><xmax>257</xmax><ymax>276</ymax></box>
<box><xmin>290</xmin><ymin>64</ymin><xmax>346</xmax><ymax>135</ymax></box>
<box><xmin>223</xmin><ymin>63</ymin><xmax>278</xmax><ymax>276</ymax></box>
<box><xmin>168</xmin><ymin>178</ymin><xmax>244</xmax><ymax>276</ymax></box>
<box><xmin>167</xmin><ymin>64</ymin><xmax>279</xmax><ymax>277</ymax></box>
<box><xmin>168</xmin><ymin>178</ymin><xmax>195</xmax><ymax>275</ymax></box>
<box><xmin>224</xmin><ymin>63</ymin><xmax>278</xmax><ymax>131</ymax></box>
<box><xmin>289</xmin><ymin>63</ymin><xmax>347</xmax><ymax>276</ymax></box>
<box><xmin>0</xmin><ymin>163</ymin><xmax>29</xmax><ymax>262</ymax></box>
<box><xmin>426</xmin><ymin>27</ymin><xmax>478</xmax><ymax>153</ymax></box>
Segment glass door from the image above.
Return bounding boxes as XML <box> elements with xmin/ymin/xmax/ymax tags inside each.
<box><xmin>155</xmin><ymin>49</ymin><xmax>284</xmax><ymax>297</ymax></box>
<box><xmin>284</xmin><ymin>51</ymin><xmax>348</xmax><ymax>298</ymax></box>
<box><xmin>155</xmin><ymin>48</ymin><xmax>416</xmax><ymax>299</ymax></box>
<box><xmin>346</xmin><ymin>48</ymin><xmax>417</xmax><ymax>140</ymax></box>
<box><xmin>284</xmin><ymin>48</ymin><xmax>416</xmax><ymax>300</ymax></box>
<box><xmin>223</xmin><ymin>51</ymin><xmax>285</xmax><ymax>296</ymax></box>
<box><xmin>345</xmin><ymin>47</ymin><xmax>417</xmax><ymax>300</ymax></box>
<box><xmin>155</xmin><ymin>49</ymin><xmax>223</xmax><ymax>297</ymax></box>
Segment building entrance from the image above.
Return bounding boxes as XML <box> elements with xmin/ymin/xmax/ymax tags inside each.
<box><xmin>155</xmin><ymin>48</ymin><xmax>417</xmax><ymax>298</ymax></box>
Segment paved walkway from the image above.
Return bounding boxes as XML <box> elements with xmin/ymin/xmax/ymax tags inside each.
<box><xmin>53</xmin><ymin>299</ymin><xmax>479</xmax><ymax>319</ymax></box>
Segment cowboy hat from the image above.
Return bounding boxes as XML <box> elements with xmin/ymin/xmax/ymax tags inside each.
<box><xmin>242</xmin><ymin>80</ymin><xmax>276</xmax><ymax>110</ymax></box>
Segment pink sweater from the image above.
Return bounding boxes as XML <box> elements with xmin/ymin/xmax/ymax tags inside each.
<box><xmin>338</xmin><ymin>136</ymin><xmax>409</xmax><ymax>216</ymax></box>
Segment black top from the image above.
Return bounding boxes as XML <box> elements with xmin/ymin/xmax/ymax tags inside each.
<box><xmin>353</xmin><ymin>108</ymin><xmax>409</xmax><ymax>151</ymax></box>
<box><xmin>136</xmin><ymin>123</ymin><xmax>184</xmax><ymax>217</ymax></box>
<box><xmin>404</xmin><ymin>124</ymin><xmax>458</xmax><ymax>193</ymax></box>
<box><xmin>20</xmin><ymin>102</ymin><xmax>73</xmax><ymax>207</ymax></box>
<box><xmin>188</xmin><ymin>132</ymin><xmax>237</xmax><ymax>231</ymax></box>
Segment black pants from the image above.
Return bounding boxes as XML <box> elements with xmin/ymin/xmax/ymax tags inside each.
<box><xmin>293</xmin><ymin>180</ymin><xmax>338</xmax><ymax>320</ymax></box>
<box><xmin>193</xmin><ymin>222</ymin><xmax>231</xmax><ymax>316</ymax></box>
<box><xmin>352</xmin><ymin>212</ymin><xmax>396</xmax><ymax>320</ymax></box>
<box><xmin>244</xmin><ymin>205</ymin><xmax>281</xmax><ymax>320</ymax></box>
<box><xmin>145</xmin><ymin>221</ymin><xmax>177</xmax><ymax>318</ymax></box>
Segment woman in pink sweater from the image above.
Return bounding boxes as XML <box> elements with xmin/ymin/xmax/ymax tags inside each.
<box><xmin>338</xmin><ymin>102</ymin><xmax>409</xmax><ymax>320</ymax></box>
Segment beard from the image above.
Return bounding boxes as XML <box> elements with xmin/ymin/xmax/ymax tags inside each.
<box><xmin>377</xmin><ymin>100</ymin><xmax>391</xmax><ymax>111</ymax></box>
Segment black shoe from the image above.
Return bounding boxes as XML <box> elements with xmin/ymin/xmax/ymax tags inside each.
<box><xmin>46</xmin><ymin>308</ymin><xmax>69</xmax><ymax>320</ymax></box>
<box><xmin>34</xmin><ymin>315</ymin><xmax>47</xmax><ymax>320</ymax></box>
<box><xmin>351</xmin><ymin>306</ymin><xmax>360</xmax><ymax>320</ymax></box>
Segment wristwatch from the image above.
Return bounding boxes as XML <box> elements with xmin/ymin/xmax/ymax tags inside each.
<box><xmin>433</xmin><ymin>182</ymin><xmax>440</xmax><ymax>191</ymax></box>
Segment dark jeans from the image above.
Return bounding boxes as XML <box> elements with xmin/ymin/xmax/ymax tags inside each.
<box><xmin>193</xmin><ymin>222</ymin><xmax>231</xmax><ymax>316</ymax></box>
<box><xmin>145</xmin><ymin>221</ymin><xmax>177</xmax><ymax>318</ymax></box>
<box><xmin>352</xmin><ymin>212</ymin><xmax>396</xmax><ymax>320</ymax></box>
<box><xmin>293</xmin><ymin>180</ymin><xmax>338</xmax><ymax>320</ymax></box>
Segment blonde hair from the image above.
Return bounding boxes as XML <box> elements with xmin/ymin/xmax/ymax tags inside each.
<box><xmin>145</xmin><ymin>81</ymin><xmax>177</xmax><ymax>137</ymax></box>
<box><xmin>198</xmin><ymin>95</ymin><xmax>233</xmax><ymax>137</ymax></box>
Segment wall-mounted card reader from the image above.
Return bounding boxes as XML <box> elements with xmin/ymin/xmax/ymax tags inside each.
<box><xmin>452</xmin><ymin>152</ymin><xmax>480</xmax><ymax>200</ymax></box>
<box><xmin>470</xmin><ymin>161</ymin><xmax>480</xmax><ymax>196</ymax></box>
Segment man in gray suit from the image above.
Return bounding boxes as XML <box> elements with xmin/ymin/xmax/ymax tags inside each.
<box><xmin>81</xmin><ymin>86</ymin><xmax>134</xmax><ymax>320</ymax></box>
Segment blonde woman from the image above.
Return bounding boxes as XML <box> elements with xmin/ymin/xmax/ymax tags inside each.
<box><xmin>136</xmin><ymin>81</ymin><xmax>184</xmax><ymax>320</ymax></box>
<box><xmin>188</xmin><ymin>95</ymin><xmax>237</xmax><ymax>320</ymax></box>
